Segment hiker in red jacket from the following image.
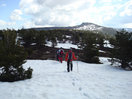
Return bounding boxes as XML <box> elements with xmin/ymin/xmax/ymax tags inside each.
<box><xmin>65</xmin><ymin>48</ymin><xmax>77</xmax><ymax>72</ymax></box>
<box><xmin>57</xmin><ymin>47</ymin><xmax>64</xmax><ymax>63</ymax></box>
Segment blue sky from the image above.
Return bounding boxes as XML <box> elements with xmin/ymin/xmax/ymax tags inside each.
<box><xmin>0</xmin><ymin>0</ymin><xmax>132</xmax><ymax>29</ymax></box>
<box><xmin>0</xmin><ymin>0</ymin><xmax>18</xmax><ymax>20</ymax></box>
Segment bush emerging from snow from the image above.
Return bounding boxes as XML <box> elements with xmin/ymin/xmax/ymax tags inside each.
<box><xmin>0</xmin><ymin>67</ymin><xmax>33</xmax><ymax>82</ymax></box>
<box><xmin>0</xmin><ymin>29</ymin><xmax>33</xmax><ymax>82</ymax></box>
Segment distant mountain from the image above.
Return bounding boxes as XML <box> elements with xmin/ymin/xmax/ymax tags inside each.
<box><xmin>73</xmin><ymin>22</ymin><xmax>103</xmax><ymax>30</ymax></box>
<box><xmin>72</xmin><ymin>22</ymin><xmax>117</xmax><ymax>35</ymax></box>
<box><xmin>30</xmin><ymin>22</ymin><xmax>132</xmax><ymax>35</ymax></box>
<box><xmin>31</xmin><ymin>26</ymin><xmax>73</xmax><ymax>31</ymax></box>
<box><xmin>117</xmin><ymin>28</ymin><xmax>132</xmax><ymax>32</ymax></box>
<box><xmin>125</xmin><ymin>28</ymin><xmax>132</xmax><ymax>32</ymax></box>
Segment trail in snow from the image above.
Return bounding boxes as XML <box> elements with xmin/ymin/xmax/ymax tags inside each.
<box><xmin>0</xmin><ymin>57</ymin><xmax>132</xmax><ymax>99</ymax></box>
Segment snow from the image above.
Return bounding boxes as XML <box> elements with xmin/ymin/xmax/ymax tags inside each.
<box><xmin>45</xmin><ymin>41</ymin><xmax>52</xmax><ymax>47</ymax></box>
<box><xmin>46</xmin><ymin>41</ymin><xmax>79</xmax><ymax>49</ymax></box>
<box><xmin>75</xmin><ymin>25</ymin><xmax>103</xmax><ymax>31</ymax></box>
<box><xmin>66</xmin><ymin>35</ymin><xmax>71</xmax><ymax>38</ymax></box>
<box><xmin>55</xmin><ymin>42</ymin><xmax>78</xmax><ymax>49</ymax></box>
<box><xmin>0</xmin><ymin>57</ymin><xmax>132</xmax><ymax>99</ymax></box>
<box><xmin>99</xmin><ymin>50</ymin><xmax>106</xmax><ymax>53</ymax></box>
<box><xmin>31</xmin><ymin>43</ymin><xmax>37</xmax><ymax>45</ymax></box>
<box><xmin>104</xmin><ymin>40</ymin><xmax>114</xmax><ymax>48</ymax></box>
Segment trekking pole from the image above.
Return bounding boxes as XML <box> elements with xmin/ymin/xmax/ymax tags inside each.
<box><xmin>77</xmin><ymin>56</ymin><xmax>79</xmax><ymax>73</ymax></box>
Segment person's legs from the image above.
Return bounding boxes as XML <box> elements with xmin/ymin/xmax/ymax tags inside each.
<box><xmin>70</xmin><ymin>61</ymin><xmax>73</xmax><ymax>71</ymax></box>
<box><xmin>58</xmin><ymin>57</ymin><xmax>60</xmax><ymax>62</ymax></box>
<box><xmin>60</xmin><ymin>57</ymin><xmax>62</xmax><ymax>63</ymax></box>
<box><xmin>57</xmin><ymin>55</ymin><xmax>59</xmax><ymax>61</ymax></box>
<box><xmin>67</xmin><ymin>60</ymin><xmax>70</xmax><ymax>72</ymax></box>
<box><xmin>58</xmin><ymin>57</ymin><xmax>61</xmax><ymax>63</ymax></box>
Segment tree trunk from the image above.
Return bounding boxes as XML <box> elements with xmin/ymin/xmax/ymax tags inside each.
<box><xmin>121</xmin><ymin>60</ymin><xmax>128</xmax><ymax>69</ymax></box>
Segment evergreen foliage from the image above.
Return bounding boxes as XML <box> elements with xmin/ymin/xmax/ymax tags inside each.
<box><xmin>71</xmin><ymin>30</ymin><xmax>81</xmax><ymax>44</ymax></box>
<box><xmin>18</xmin><ymin>29</ymin><xmax>35</xmax><ymax>47</ymax></box>
<box><xmin>0</xmin><ymin>29</ymin><xmax>33</xmax><ymax>82</ymax></box>
<box><xmin>110</xmin><ymin>29</ymin><xmax>132</xmax><ymax>70</ymax></box>
<box><xmin>17</xmin><ymin>28</ymin><xmax>112</xmax><ymax>63</ymax></box>
<box><xmin>34</xmin><ymin>30</ymin><xmax>46</xmax><ymax>46</ymax></box>
<box><xmin>96</xmin><ymin>33</ymin><xmax>105</xmax><ymax>49</ymax></box>
<box><xmin>80</xmin><ymin>31</ymin><xmax>100</xmax><ymax>63</ymax></box>
<box><xmin>48</xmin><ymin>30</ymin><xmax>57</xmax><ymax>48</ymax></box>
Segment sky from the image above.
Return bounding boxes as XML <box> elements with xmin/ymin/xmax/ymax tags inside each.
<box><xmin>0</xmin><ymin>0</ymin><xmax>132</xmax><ymax>30</ymax></box>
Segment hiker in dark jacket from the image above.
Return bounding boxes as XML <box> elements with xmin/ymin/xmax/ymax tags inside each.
<box><xmin>65</xmin><ymin>48</ymin><xmax>77</xmax><ymax>72</ymax></box>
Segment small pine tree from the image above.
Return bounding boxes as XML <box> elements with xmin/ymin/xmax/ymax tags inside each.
<box><xmin>0</xmin><ymin>29</ymin><xmax>33</xmax><ymax>82</ymax></box>
<box><xmin>80</xmin><ymin>31</ymin><xmax>100</xmax><ymax>63</ymax></box>
<box><xmin>110</xmin><ymin>29</ymin><xmax>132</xmax><ymax>70</ymax></box>
<box><xmin>50</xmin><ymin>31</ymin><xmax>57</xmax><ymax>48</ymax></box>
<box><xmin>34</xmin><ymin>30</ymin><xmax>46</xmax><ymax>47</ymax></box>
<box><xmin>18</xmin><ymin>29</ymin><xmax>35</xmax><ymax>47</ymax></box>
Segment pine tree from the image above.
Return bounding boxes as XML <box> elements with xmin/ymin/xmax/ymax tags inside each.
<box><xmin>110</xmin><ymin>29</ymin><xmax>132</xmax><ymax>70</ymax></box>
<box><xmin>96</xmin><ymin>33</ymin><xmax>105</xmax><ymax>49</ymax></box>
<box><xmin>80</xmin><ymin>31</ymin><xmax>100</xmax><ymax>63</ymax></box>
<box><xmin>18</xmin><ymin>29</ymin><xmax>35</xmax><ymax>47</ymax></box>
<box><xmin>0</xmin><ymin>29</ymin><xmax>33</xmax><ymax>82</ymax></box>
<box><xmin>49</xmin><ymin>30</ymin><xmax>57</xmax><ymax>48</ymax></box>
<box><xmin>34</xmin><ymin>30</ymin><xmax>46</xmax><ymax>47</ymax></box>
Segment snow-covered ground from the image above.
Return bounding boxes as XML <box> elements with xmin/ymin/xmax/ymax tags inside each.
<box><xmin>104</xmin><ymin>40</ymin><xmax>114</xmax><ymax>48</ymax></box>
<box><xmin>0</xmin><ymin>57</ymin><xmax>132</xmax><ymax>99</ymax></box>
<box><xmin>45</xmin><ymin>40</ymin><xmax>113</xmax><ymax>49</ymax></box>
<box><xmin>75</xmin><ymin>24</ymin><xmax>102</xmax><ymax>31</ymax></box>
<box><xmin>46</xmin><ymin>41</ymin><xmax>79</xmax><ymax>49</ymax></box>
<box><xmin>56</xmin><ymin>42</ymin><xmax>78</xmax><ymax>49</ymax></box>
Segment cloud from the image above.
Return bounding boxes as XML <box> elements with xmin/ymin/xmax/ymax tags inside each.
<box><xmin>23</xmin><ymin>21</ymin><xmax>35</xmax><ymax>28</ymax></box>
<box><xmin>100</xmin><ymin>0</ymin><xmax>112</xmax><ymax>3</ymax></box>
<box><xmin>10</xmin><ymin>9</ymin><xmax>23</xmax><ymax>21</ymax></box>
<box><xmin>1</xmin><ymin>0</ymin><xmax>128</xmax><ymax>29</ymax></box>
<box><xmin>19</xmin><ymin>0</ymin><xmax>101</xmax><ymax>27</ymax></box>
<box><xmin>0</xmin><ymin>20</ymin><xmax>6</xmax><ymax>26</ymax></box>
<box><xmin>0</xmin><ymin>20</ymin><xmax>16</xmax><ymax>29</ymax></box>
<box><xmin>123</xmin><ymin>23</ymin><xmax>132</xmax><ymax>28</ymax></box>
<box><xmin>20</xmin><ymin>0</ymin><xmax>127</xmax><ymax>28</ymax></box>
<box><xmin>120</xmin><ymin>1</ymin><xmax>132</xmax><ymax>17</ymax></box>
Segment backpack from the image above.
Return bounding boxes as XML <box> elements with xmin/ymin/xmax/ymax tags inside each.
<box><xmin>68</xmin><ymin>52</ymin><xmax>72</xmax><ymax>61</ymax></box>
<box><xmin>57</xmin><ymin>50</ymin><xmax>60</xmax><ymax>55</ymax></box>
<box><xmin>60</xmin><ymin>50</ymin><xmax>63</xmax><ymax>55</ymax></box>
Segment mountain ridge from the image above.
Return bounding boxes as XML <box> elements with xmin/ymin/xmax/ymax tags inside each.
<box><xmin>29</xmin><ymin>22</ymin><xmax>132</xmax><ymax>35</ymax></box>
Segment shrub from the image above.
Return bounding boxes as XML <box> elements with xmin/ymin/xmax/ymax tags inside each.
<box><xmin>0</xmin><ymin>29</ymin><xmax>33</xmax><ymax>82</ymax></box>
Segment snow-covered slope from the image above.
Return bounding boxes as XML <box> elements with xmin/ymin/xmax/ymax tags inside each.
<box><xmin>0</xmin><ymin>57</ymin><xmax>132</xmax><ymax>99</ymax></box>
<box><xmin>73</xmin><ymin>22</ymin><xmax>117</xmax><ymax>35</ymax></box>
<box><xmin>73</xmin><ymin>22</ymin><xmax>103</xmax><ymax>31</ymax></box>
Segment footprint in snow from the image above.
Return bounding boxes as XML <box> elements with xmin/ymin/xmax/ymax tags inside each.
<box><xmin>83</xmin><ymin>93</ymin><xmax>90</xmax><ymax>98</ymax></box>
<box><xmin>79</xmin><ymin>87</ymin><xmax>82</xmax><ymax>91</ymax></box>
<box><xmin>72</xmin><ymin>82</ymin><xmax>75</xmax><ymax>86</ymax></box>
<box><xmin>41</xmin><ymin>93</ymin><xmax>48</xmax><ymax>98</ymax></box>
<box><xmin>72</xmin><ymin>78</ymin><xmax>75</xmax><ymax>81</ymax></box>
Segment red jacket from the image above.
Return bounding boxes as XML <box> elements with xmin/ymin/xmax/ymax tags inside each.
<box><xmin>65</xmin><ymin>51</ymin><xmax>77</xmax><ymax>61</ymax></box>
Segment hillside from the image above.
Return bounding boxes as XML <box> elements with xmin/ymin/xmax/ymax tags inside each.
<box><xmin>30</xmin><ymin>22</ymin><xmax>119</xmax><ymax>35</ymax></box>
<box><xmin>73</xmin><ymin>22</ymin><xmax>117</xmax><ymax>35</ymax></box>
